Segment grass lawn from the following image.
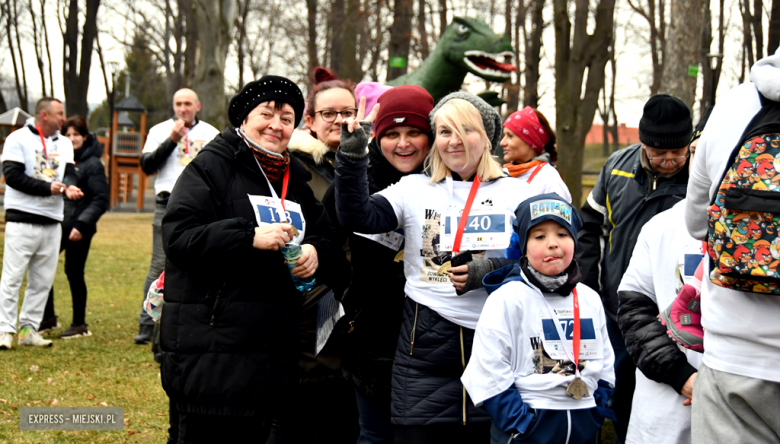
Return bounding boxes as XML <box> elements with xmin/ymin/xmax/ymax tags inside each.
<box><xmin>0</xmin><ymin>213</ymin><xmax>169</xmax><ymax>443</ymax></box>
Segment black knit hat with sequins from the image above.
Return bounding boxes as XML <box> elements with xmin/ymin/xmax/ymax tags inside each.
<box><xmin>228</xmin><ymin>75</ymin><xmax>305</xmax><ymax>128</ymax></box>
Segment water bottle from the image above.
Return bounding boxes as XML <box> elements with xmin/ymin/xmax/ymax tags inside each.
<box><xmin>281</xmin><ymin>243</ymin><xmax>316</xmax><ymax>291</ymax></box>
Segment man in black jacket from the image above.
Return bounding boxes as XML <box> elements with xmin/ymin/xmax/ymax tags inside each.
<box><xmin>0</xmin><ymin>98</ymin><xmax>83</xmax><ymax>350</ymax></box>
<box><xmin>576</xmin><ymin>94</ymin><xmax>692</xmax><ymax>442</ymax></box>
<box><xmin>134</xmin><ymin>88</ymin><xmax>219</xmax><ymax>344</ymax></box>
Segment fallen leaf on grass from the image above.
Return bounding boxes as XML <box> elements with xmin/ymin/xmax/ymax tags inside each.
<box><xmin>61</xmin><ymin>371</ymin><xmax>68</xmax><ymax>375</ymax></box>
<box><xmin>155</xmin><ymin>413</ymin><xmax>167</xmax><ymax>416</ymax></box>
<box><xmin>26</xmin><ymin>377</ymin><xmax>32</xmax><ymax>382</ymax></box>
<box><xmin>0</xmin><ymin>411</ymin><xmax>8</xmax><ymax>415</ymax></box>
<box><xmin>86</xmin><ymin>394</ymin><xmax>94</xmax><ymax>400</ymax></box>
<box><xmin>11</xmin><ymin>375</ymin><xmax>20</xmax><ymax>380</ymax></box>
<box><xmin>29</xmin><ymin>365</ymin><xmax>39</xmax><ymax>372</ymax></box>
<box><xmin>116</xmin><ymin>324</ymin><xmax>121</xmax><ymax>329</ymax></box>
<box><xmin>0</xmin><ymin>399</ymin><xmax>6</xmax><ymax>404</ymax></box>
<box><xmin>127</xmin><ymin>430</ymin><xmax>139</xmax><ymax>435</ymax></box>
<box><xmin>32</xmin><ymin>400</ymin><xmax>40</xmax><ymax>404</ymax></box>
<box><xmin>99</xmin><ymin>401</ymin><xmax>108</xmax><ymax>407</ymax></box>
<box><xmin>46</xmin><ymin>378</ymin><xmax>52</xmax><ymax>384</ymax></box>
<box><xmin>123</xmin><ymin>418</ymin><xmax>130</xmax><ymax>425</ymax></box>
<box><xmin>50</xmin><ymin>399</ymin><xmax>58</xmax><ymax>406</ymax></box>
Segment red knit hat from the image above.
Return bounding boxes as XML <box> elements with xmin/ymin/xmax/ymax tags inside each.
<box><xmin>373</xmin><ymin>85</ymin><xmax>434</xmax><ymax>142</ymax></box>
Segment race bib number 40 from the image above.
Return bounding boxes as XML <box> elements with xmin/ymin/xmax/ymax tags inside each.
<box><xmin>440</xmin><ymin>207</ymin><xmax>511</xmax><ymax>251</ymax></box>
<box><xmin>248</xmin><ymin>194</ymin><xmax>306</xmax><ymax>244</ymax></box>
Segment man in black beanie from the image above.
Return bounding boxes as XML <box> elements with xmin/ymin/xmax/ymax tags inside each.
<box><xmin>576</xmin><ymin>94</ymin><xmax>692</xmax><ymax>443</ymax></box>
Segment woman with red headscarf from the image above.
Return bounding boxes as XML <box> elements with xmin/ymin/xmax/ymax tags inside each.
<box><xmin>499</xmin><ymin>107</ymin><xmax>572</xmax><ymax>203</ymax></box>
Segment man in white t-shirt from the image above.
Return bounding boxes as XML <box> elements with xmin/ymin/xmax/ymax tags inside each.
<box><xmin>135</xmin><ymin>88</ymin><xmax>219</xmax><ymax>344</ymax></box>
<box><xmin>0</xmin><ymin>98</ymin><xmax>83</xmax><ymax>349</ymax></box>
<box><xmin>685</xmin><ymin>50</ymin><xmax>780</xmax><ymax>443</ymax></box>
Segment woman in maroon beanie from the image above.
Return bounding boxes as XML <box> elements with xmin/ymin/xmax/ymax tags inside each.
<box><xmin>322</xmin><ymin>85</ymin><xmax>434</xmax><ymax>444</ymax></box>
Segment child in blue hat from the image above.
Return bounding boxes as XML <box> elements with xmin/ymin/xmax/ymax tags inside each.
<box><xmin>462</xmin><ymin>193</ymin><xmax>616</xmax><ymax>443</ymax></box>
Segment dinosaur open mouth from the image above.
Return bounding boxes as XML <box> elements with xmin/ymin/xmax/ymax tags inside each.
<box><xmin>463</xmin><ymin>51</ymin><xmax>517</xmax><ymax>78</ymax></box>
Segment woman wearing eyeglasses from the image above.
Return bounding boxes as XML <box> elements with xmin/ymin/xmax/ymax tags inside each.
<box><xmin>288</xmin><ymin>67</ymin><xmax>358</xmax><ymax>201</ymax></box>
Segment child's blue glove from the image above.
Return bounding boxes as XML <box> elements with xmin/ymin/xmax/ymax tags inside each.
<box><xmin>593</xmin><ymin>379</ymin><xmax>617</xmax><ymax>421</ymax></box>
<box><xmin>483</xmin><ymin>387</ymin><xmax>535</xmax><ymax>434</ymax></box>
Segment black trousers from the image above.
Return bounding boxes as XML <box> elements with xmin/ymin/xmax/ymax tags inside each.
<box><xmin>43</xmin><ymin>222</ymin><xmax>94</xmax><ymax>326</ymax></box>
<box><xmin>177</xmin><ymin>410</ymin><xmax>273</xmax><ymax>444</ymax></box>
<box><xmin>394</xmin><ymin>423</ymin><xmax>492</xmax><ymax>444</ymax></box>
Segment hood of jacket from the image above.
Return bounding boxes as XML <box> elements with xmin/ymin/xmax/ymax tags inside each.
<box><xmin>483</xmin><ymin>263</ymin><xmax>525</xmax><ymax>295</ymax></box>
<box><xmin>201</xmin><ymin>127</ymin><xmax>313</xmax><ymax>184</ymax></box>
<box><xmin>751</xmin><ymin>47</ymin><xmax>780</xmax><ymax>101</ymax></box>
<box><xmin>74</xmin><ymin>133</ymin><xmax>104</xmax><ymax>163</ymax></box>
<box><xmin>287</xmin><ymin>128</ymin><xmax>331</xmax><ymax>165</ymax></box>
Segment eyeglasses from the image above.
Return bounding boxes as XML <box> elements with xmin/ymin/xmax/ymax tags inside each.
<box><xmin>644</xmin><ymin>146</ymin><xmax>689</xmax><ymax>167</ymax></box>
<box><xmin>314</xmin><ymin>108</ymin><xmax>358</xmax><ymax>123</ymax></box>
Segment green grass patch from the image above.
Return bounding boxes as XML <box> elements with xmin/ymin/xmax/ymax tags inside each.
<box><xmin>0</xmin><ymin>213</ymin><xmax>169</xmax><ymax>442</ymax></box>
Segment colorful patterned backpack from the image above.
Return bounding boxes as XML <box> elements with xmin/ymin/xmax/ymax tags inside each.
<box><xmin>707</xmin><ymin>95</ymin><xmax>780</xmax><ymax>294</ymax></box>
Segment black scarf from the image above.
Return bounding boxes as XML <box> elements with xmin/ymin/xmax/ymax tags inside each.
<box><xmin>520</xmin><ymin>257</ymin><xmax>580</xmax><ymax>296</ymax></box>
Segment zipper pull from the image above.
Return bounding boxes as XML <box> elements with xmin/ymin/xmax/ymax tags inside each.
<box><xmin>410</xmin><ymin>342</ymin><xmax>414</xmax><ymax>355</ymax></box>
<box><xmin>209</xmin><ymin>315</ymin><xmax>216</xmax><ymax>328</ymax></box>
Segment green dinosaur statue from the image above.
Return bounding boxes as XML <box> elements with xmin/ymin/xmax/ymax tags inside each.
<box><xmin>387</xmin><ymin>17</ymin><xmax>516</xmax><ymax>104</ymax></box>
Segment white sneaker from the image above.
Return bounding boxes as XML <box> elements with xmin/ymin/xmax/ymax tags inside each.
<box><xmin>0</xmin><ymin>332</ymin><xmax>12</xmax><ymax>350</ymax></box>
<box><xmin>18</xmin><ymin>326</ymin><xmax>52</xmax><ymax>347</ymax></box>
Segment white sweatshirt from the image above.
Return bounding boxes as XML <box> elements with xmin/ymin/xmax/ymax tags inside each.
<box><xmin>685</xmin><ymin>48</ymin><xmax>780</xmax><ymax>382</ymax></box>
<box><xmin>462</xmin><ymin>276</ymin><xmax>615</xmax><ymax>410</ymax></box>
<box><xmin>619</xmin><ymin>200</ymin><xmax>703</xmax><ymax>444</ymax></box>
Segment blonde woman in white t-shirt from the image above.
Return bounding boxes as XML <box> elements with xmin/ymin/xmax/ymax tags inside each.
<box><xmin>335</xmin><ymin>91</ymin><xmax>535</xmax><ymax>443</ymax></box>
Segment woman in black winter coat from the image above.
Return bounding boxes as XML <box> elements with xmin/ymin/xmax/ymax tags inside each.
<box><xmin>159</xmin><ymin>76</ymin><xmax>350</xmax><ymax>444</ymax></box>
<box><xmin>40</xmin><ymin>116</ymin><xmax>109</xmax><ymax>339</ymax></box>
<box><xmin>322</xmin><ymin>85</ymin><xmax>434</xmax><ymax>444</ymax></box>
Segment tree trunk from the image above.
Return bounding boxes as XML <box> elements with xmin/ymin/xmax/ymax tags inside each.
<box><xmin>660</xmin><ymin>0</ymin><xmax>703</xmax><ymax>109</ymax></box>
<box><xmin>4</xmin><ymin>0</ymin><xmax>27</xmax><ymax>111</ymax></box>
<box><xmin>28</xmin><ymin>0</ymin><xmax>47</xmax><ymax>97</ymax></box>
<box><xmin>627</xmin><ymin>0</ymin><xmax>666</xmax><ymax>95</ymax></box>
<box><xmin>524</xmin><ymin>0</ymin><xmax>544</xmax><ymax>108</ymax></box>
<box><xmin>235</xmin><ymin>0</ymin><xmax>250</xmax><ymax>89</ymax></box>
<box><xmin>417</xmin><ymin>0</ymin><xmax>430</xmax><ymax>60</ymax></box>
<box><xmin>741</xmin><ymin>0</ymin><xmax>755</xmax><ymax>69</ymax></box>
<box><xmin>386</xmin><ymin>0</ymin><xmax>414</xmax><ymax>80</ymax></box>
<box><xmin>700</xmin><ymin>0</ymin><xmax>713</xmax><ymax>114</ymax></box>
<box><xmin>554</xmin><ymin>0</ymin><xmax>616</xmax><ymax>206</ymax></box>
<box><xmin>307</xmin><ymin>0</ymin><xmax>319</xmax><ymax>73</ymax></box>
<box><xmin>330</xmin><ymin>0</ymin><xmax>345</xmax><ymax>74</ymax></box>
<box><xmin>182</xmin><ymin>0</ymin><xmax>199</xmax><ymax>89</ymax></box>
<box><xmin>342</xmin><ymin>0</ymin><xmax>359</xmax><ymax>80</ymax></box>
<box><xmin>769</xmin><ymin>0</ymin><xmax>780</xmax><ymax>55</ymax></box>
<box><xmin>62</xmin><ymin>0</ymin><xmax>100</xmax><ymax>117</ymax></box>
<box><xmin>752</xmin><ymin>0</ymin><xmax>764</xmax><ymax>60</ymax></box>
<box><xmin>439</xmin><ymin>0</ymin><xmax>447</xmax><ymax>38</ymax></box>
<box><xmin>41</xmin><ymin>0</ymin><xmax>54</xmax><ymax>96</ymax></box>
<box><xmin>192</xmin><ymin>0</ymin><xmax>235</xmax><ymax>130</ymax></box>
<box><xmin>12</xmin><ymin>0</ymin><xmax>29</xmax><ymax>109</ymax></box>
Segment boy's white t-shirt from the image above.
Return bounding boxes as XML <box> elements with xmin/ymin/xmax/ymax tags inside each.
<box><xmin>462</xmin><ymin>278</ymin><xmax>615</xmax><ymax>410</ymax></box>
<box><xmin>619</xmin><ymin>200</ymin><xmax>703</xmax><ymax>444</ymax></box>
<box><xmin>377</xmin><ymin>174</ymin><xmax>536</xmax><ymax>329</ymax></box>
<box><xmin>1</xmin><ymin>125</ymin><xmax>74</xmax><ymax>221</ymax></box>
<box><xmin>507</xmin><ymin>163</ymin><xmax>572</xmax><ymax>203</ymax></box>
<box><xmin>143</xmin><ymin>118</ymin><xmax>220</xmax><ymax>195</ymax></box>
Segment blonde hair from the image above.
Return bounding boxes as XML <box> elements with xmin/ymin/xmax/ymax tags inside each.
<box><xmin>426</xmin><ymin>98</ymin><xmax>504</xmax><ymax>183</ymax></box>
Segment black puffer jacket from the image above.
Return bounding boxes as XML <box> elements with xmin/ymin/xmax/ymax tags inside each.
<box><xmin>616</xmin><ymin>290</ymin><xmax>697</xmax><ymax>394</ymax></box>
<box><xmin>322</xmin><ymin>138</ymin><xmax>409</xmax><ymax>404</ymax></box>
<box><xmin>64</xmin><ymin>133</ymin><xmax>109</xmax><ymax>235</ymax></box>
<box><xmin>160</xmin><ymin>128</ymin><xmax>350</xmax><ymax>415</ymax></box>
<box><xmin>577</xmin><ymin>144</ymin><xmax>689</xmax><ymax>318</ymax></box>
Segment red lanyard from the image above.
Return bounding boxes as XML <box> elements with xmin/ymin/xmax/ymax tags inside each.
<box><xmin>35</xmin><ymin>125</ymin><xmax>49</xmax><ymax>167</ymax></box>
<box><xmin>452</xmin><ymin>175</ymin><xmax>481</xmax><ymax>253</ymax></box>
<box><xmin>572</xmin><ymin>287</ymin><xmax>581</xmax><ymax>369</ymax></box>
<box><xmin>184</xmin><ymin>129</ymin><xmax>190</xmax><ymax>155</ymax></box>
<box><xmin>280</xmin><ymin>167</ymin><xmax>289</xmax><ymax>213</ymax></box>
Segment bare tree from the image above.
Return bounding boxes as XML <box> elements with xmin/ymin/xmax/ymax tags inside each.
<box><xmin>307</xmin><ymin>0</ymin><xmax>319</xmax><ymax>72</ymax></box>
<box><xmin>41</xmin><ymin>0</ymin><xmax>54</xmax><ymax>96</ymax></box>
<box><xmin>3</xmin><ymin>0</ymin><xmax>29</xmax><ymax>111</ymax></box>
<box><xmin>700</xmin><ymin>0</ymin><xmax>726</xmax><ymax>115</ymax></box>
<box><xmin>554</xmin><ymin>0</ymin><xmax>616</xmax><ymax>205</ymax></box>
<box><xmin>439</xmin><ymin>0</ymin><xmax>448</xmax><ymax>38</ymax></box>
<box><xmin>626</xmin><ymin>0</ymin><xmax>666</xmax><ymax>95</ymax></box>
<box><xmin>342</xmin><ymin>0</ymin><xmax>360</xmax><ymax>80</ymax></box>
<box><xmin>769</xmin><ymin>0</ymin><xmax>780</xmax><ymax>54</ymax></box>
<box><xmin>523</xmin><ymin>0</ymin><xmax>545</xmax><ymax>108</ymax></box>
<box><xmin>192</xmin><ymin>0</ymin><xmax>236</xmax><ymax>129</ymax></box>
<box><xmin>417</xmin><ymin>0</ymin><xmax>430</xmax><ymax>60</ymax></box>
<box><xmin>386</xmin><ymin>0</ymin><xmax>414</xmax><ymax>80</ymax></box>
<box><xmin>62</xmin><ymin>0</ymin><xmax>101</xmax><ymax>117</ymax></box>
<box><xmin>330</xmin><ymin>0</ymin><xmax>346</xmax><ymax>73</ymax></box>
<box><xmin>27</xmin><ymin>0</ymin><xmax>47</xmax><ymax>97</ymax></box>
<box><xmin>660</xmin><ymin>0</ymin><xmax>704</xmax><ymax>108</ymax></box>
<box><xmin>234</xmin><ymin>0</ymin><xmax>251</xmax><ymax>89</ymax></box>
